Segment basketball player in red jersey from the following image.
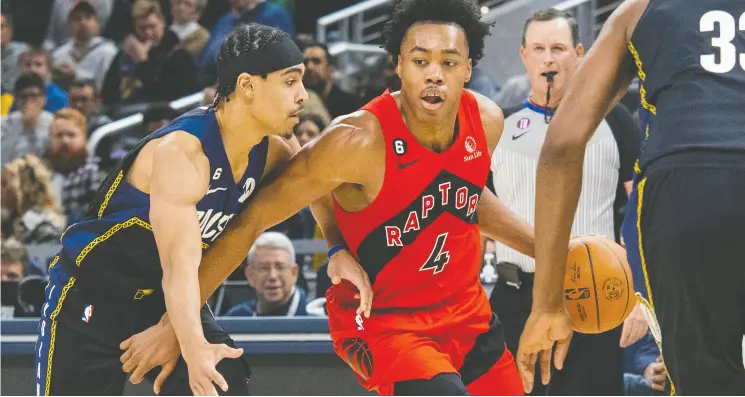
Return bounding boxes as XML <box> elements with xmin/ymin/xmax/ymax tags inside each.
<box><xmin>120</xmin><ymin>0</ymin><xmax>533</xmax><ymax>394</ymax></box>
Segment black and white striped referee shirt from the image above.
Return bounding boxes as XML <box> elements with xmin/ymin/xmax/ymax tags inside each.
<box><xmin>490</xmin><ymin>99</ymin><xmax>639</xmax><ymax>273</ymax></box>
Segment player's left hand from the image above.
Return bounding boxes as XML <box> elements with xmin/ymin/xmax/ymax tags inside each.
<box><xmin>619</xmin><ymin>301</ymin><xmax>648</xmax><ymax>347</ymax></box>
<box><xmin>120</xmin><ymin>315</ymin><xmax>181</xmax><ymax>395</ymax></box>
<box><xmin>327</xmin><ymin>248</ymin><xmax>373</xmax><ymax>318</ymax></box>
<box><xmin>516</xmin><ymin>308</ymin><xmax>573</xmax><ymax>393</ymax></box>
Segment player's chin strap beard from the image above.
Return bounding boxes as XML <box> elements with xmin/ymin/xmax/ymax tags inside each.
<box><xmin>541</xmin><ymin>71</ymin><xmax>558</xmax><ymax>124</ymax></box>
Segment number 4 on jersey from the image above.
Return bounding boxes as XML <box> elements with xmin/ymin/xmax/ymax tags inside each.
<box><xmin>420</xmin><ymin>233</ymin><xmax>450</xmax><ymax>274</ymax></box>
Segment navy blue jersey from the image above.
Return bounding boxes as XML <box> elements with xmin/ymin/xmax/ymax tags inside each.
<box><xmin>629</xmin><ymin>0</ymin><xmax>745</xmax><ymax>170</ymax></box>
<box><xmin>58</xmin><ymin>106</ymin><xmax>268</xmax><ymax>299</ymax></box>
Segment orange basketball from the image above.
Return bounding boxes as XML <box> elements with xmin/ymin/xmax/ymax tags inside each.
<box><xmin>564</xmin><ymin>235</ymin><xmax>634</xmax><ymax>334</ymax></box>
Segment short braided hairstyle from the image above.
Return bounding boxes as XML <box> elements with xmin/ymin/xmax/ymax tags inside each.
<box><xmin>214</xmin><ymin>23</ymin><xmax>291</xmax><ymax>106</ymax></box>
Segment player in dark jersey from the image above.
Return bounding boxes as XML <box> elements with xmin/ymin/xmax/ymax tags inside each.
<box><xmin>35</xmin><ymin>23</ymin><xmax>311</xmax><ymax>396</ymax></box>
<box><xmin>519</xmin><ymin>0</ymin><xmax>745</xmax><ymax>394</ymax></box>
<box><xmin>121</xmin><ymin>0</ymin><xmax>535</xmax><ymax>394</ymax></box>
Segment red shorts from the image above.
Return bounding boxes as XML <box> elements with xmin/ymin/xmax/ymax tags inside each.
<box><xmin>326</xmin><ymin>284</ymin><xmax>523</xmax><ymax>396</ymax></box>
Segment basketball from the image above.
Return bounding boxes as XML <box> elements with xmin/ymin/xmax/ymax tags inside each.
<box><xmin>564</xmin><ymin>235</ymin><xmax>634</xmax><ymax>334</ymax></box>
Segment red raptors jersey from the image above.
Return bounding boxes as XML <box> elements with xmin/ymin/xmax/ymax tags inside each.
<box><xmin>330</xmin><ymin>90</ymin><xmax>491</xmax><ymax>310</ymax></box>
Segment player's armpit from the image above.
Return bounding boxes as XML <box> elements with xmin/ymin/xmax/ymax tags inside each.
<box><xmin>196</xmin><ymin>122</ymin><xmax>375</xmax><ymax>305</ymax></box>
<box><xmin>477</xmin><ymin>186</ymin><xmax>535</xmax><ymax>258</ymax></box>
<box><xmin>149</xmin><ymin>131</ymin><xmax>210</xmax><ymax>349</ymax></box>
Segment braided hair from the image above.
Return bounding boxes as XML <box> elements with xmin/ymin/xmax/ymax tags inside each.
<box><xmin>214</xmin><ymin>23</ymin><xmax>291</xmax><ymax>106</ymax></box>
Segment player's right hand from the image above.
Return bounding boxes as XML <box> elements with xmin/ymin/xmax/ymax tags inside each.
<box><xmin>327</xmin><ymin>248</ymin><xmax>373</xmax><ymax>318</ymax></box>
<box><xmin>644</xmin><ymin>357</ymin><xmax>667</xmax><ymax>392</ymax></box>
<box><xmin>516</xmin><ymin>308</ymin><xmax>573</xmax><ymax>393</ymax></box>
<box><xmin>182</xmin><ymin>340</ymin><xmax>244</xmax><ymax>396</ymax></box>
<box><xmin>120</xmin><ymin>316</ymin><xmax>180</xmax><ymax>395</ymax></box>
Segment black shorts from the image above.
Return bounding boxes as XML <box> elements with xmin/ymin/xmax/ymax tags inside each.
<box><xmin>36</xmin><ymin>258</ymin><xmax>251</xmax><ymax>396</ymax></box>
<box><xmin>637</xmin><ymin>153</ymin><xmax>745</xmax><ymax>395</ymax></box>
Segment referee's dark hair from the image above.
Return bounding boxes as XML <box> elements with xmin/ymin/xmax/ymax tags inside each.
<box><xmin>522</xmin><ymin>8</ymin><xmax>580</xmax><ymax>47</ymax></box>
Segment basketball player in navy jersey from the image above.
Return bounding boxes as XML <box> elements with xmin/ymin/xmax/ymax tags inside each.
<box><xmin>518</xmin><ymin>0</ymin><xmax>745</xmax><ymax>394</ymax></box>
<box><xmin>34</xmin><ymin>23</ymin><xmax>364</xmax><ymax>396</ymax></box>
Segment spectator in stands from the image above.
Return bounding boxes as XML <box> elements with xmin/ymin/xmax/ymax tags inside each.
<box><xmin>44</xmin><ymin>0</ymin><xmax>113</xmax><ymax>50</ymax></box>
<box><xmin>1</xmin><ymin>155</ymin><xmax>66</xmax><ymax>244</ymax></box>
<box><xmin>624</xmin><ymin>334</ymin><xmax>668</xmax><ymax>396</ymax></box>
<box><xmin>17</xmin><ymin>49</ymin><xmax>69</xmax><ymax>113</ymax></box>
<box><xmin>52</xmin><ymin>2</ymin><xmax>118</xmax><ymax>91</ymax></box>
<box><xmin>142</xmin><ymin>103</ymin><xmax>180</xmax><ymax>132</ymax></box>
<box><xmin>198</xmin><ymin>0</ymin><xmax>294</xmax><ymax>85</ymax></box>
<box><xmin>1</xmin><ymin>238</ymin><xmax>27</xmax><ymax>282</ymax></box>
<box><xmin>1</xmin><ymin>74</ymin><xmax>55</xmax><ymax>165</ymax></box>
<box><xmin>303</xmin><ymin>90</ymin><xmax>332</xmax><ymax>125</ymax></box>
<box><xmin>170</xmin><ymin>0</ymin><xmax>210</xmax><ymax>58</ymax></box>
<box><xmin>466</xmin><ymin>65</ymin><xmax>500</xmax><ymax>102</ymax></box>
<box><xmin>1</xmin><ymin>11</ymin><xmax>29</xmax><ymax>94</ymax></box>
<box><xmin>68</xmin><ymin>79</ymin><xmax>112</xmax><ymax>133</ymax></box>
<box><xmin>302</xmin><ymin>42</ymin><xmax>364</xmax><ymax>118</ymax></box>
<box><xmin>101</xmin><ymin>0</ymin><xmax>197</xmax><ymax>106</ymax></box>
<box><xmin>47</xmin><ymin>109</ymin><xmax>105</xmax><ymax>224</ymax></box>
<box><xmin>226</xmin><ymin>232</ymin><xmax>309</xmax><ymax>317</ymax></box>
<box><xmin>384</xmin><ymin>54</ymin><xmax>401</xmax><ymax>92</ymax></box>
<box><xmin>293</xmin><ymin>113</ymin><xmax>325</xmax><ymax>147</ymax></box>
<box><xmin>106</xmin><ymin>103</ymin><xmax>180</xmax><ymax>166</ymax></box>
<box><xmin>495</xmin><ymin>73</ymin><xmax>530</xmax><ymax>109</ymax></box>
<box><xmin>3</xmin><ymin>1</ymin><xmax>54</xmax><ymax>47</ymax></box>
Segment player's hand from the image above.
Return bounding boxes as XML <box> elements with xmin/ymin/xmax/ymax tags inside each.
<box><xmin>643</xmin><ymin>357</ymin><xmax>667</xmax><ymax>392</ymax></box>
<box><xmin>327</xmin><ymin>248</ymin><xmax>373</xmax><ymax>318</ymax></box>
<box><xmin>120</xmin><ymin>316</ymin><xmax>180</xmax><ymax>395</ymax></box>
<box><xmin>182</xmin><ymin>340</ymin><xmax>244</xmax><ymax>396</ymax></box>
<box><xmin>516</xmin><ymin>308</ymin><xmax>573</xmax><ymax>393</ymax></box>
<box><xmin>620</xmin><ymin>302</ymin><xmax>648</xmax><ymax>347</ymax></box>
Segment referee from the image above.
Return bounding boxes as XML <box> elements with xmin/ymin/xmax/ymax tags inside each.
<box><xmin>488</xmin><ymin>9</ymin><xmax>645</xmax><ymax>395</ymax></box>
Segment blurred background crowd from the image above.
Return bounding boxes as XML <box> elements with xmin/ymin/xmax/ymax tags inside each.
<box><xmin>1</xmin><ymin>0</ymin><xmax>667</xmax><ymax>395</ymax></box>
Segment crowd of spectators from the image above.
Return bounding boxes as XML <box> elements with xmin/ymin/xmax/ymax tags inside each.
<box><xmin>0</xmin><ymin>0</ymin><xmax>373</xmax><ymax>322</ymax></box>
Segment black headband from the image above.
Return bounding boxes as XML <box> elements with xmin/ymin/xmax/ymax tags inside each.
<box><xmin>217</xmin><ymin>36</ymin><xmax>304</xmax><ymax>86</ymax></box>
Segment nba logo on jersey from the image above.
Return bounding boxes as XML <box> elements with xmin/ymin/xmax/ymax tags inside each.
<box><xmin>82</xmin><ymin>305</ymin><xmax>94</xmax><ymax>323</ymax></box>
<box><xmin>355</xmin><ymin>314</ymin><xmax>365</xmax><ymax>331</ymax></box>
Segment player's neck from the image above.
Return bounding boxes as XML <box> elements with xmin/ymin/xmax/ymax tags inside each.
<box><xmin>400</xmin><ymin>98</ymin><xmax>459</xmax><ymax>152</ymax></box>
<box><xmin>214</xmin><ymin>104</ymin><xmax>267</xmax><ymax>160</ymax></box>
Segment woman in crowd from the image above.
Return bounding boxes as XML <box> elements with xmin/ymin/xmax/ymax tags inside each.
<box><xmin>1</xmin><ymin>155</ymin><xmax>66</xmax><ymax>244</ymax></box>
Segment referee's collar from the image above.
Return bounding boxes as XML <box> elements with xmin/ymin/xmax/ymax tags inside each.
<box><xmin>523</xmin><ymin>98</ymin><xmax>556</xmax><ymax>116</ymax></box>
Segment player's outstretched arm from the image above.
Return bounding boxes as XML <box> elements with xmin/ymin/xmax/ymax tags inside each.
<box><xmin>518</xmin><ymin>0</ymin><xmax>646</xmax><ymax>393</ymax></box>
<box><xmin>149</xmin><ymin>132</ymin><xmax>242</xmax><ymax>395</ymax></box>
<box><xmin>196</xmin><ymin>120</ymin><xmax>374</xmax><ymax>304</ymax></box>
<box><xmin>531</xmin><ymin>0</ymin><xmax>640</xmax><ymax>313</ymax></box>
